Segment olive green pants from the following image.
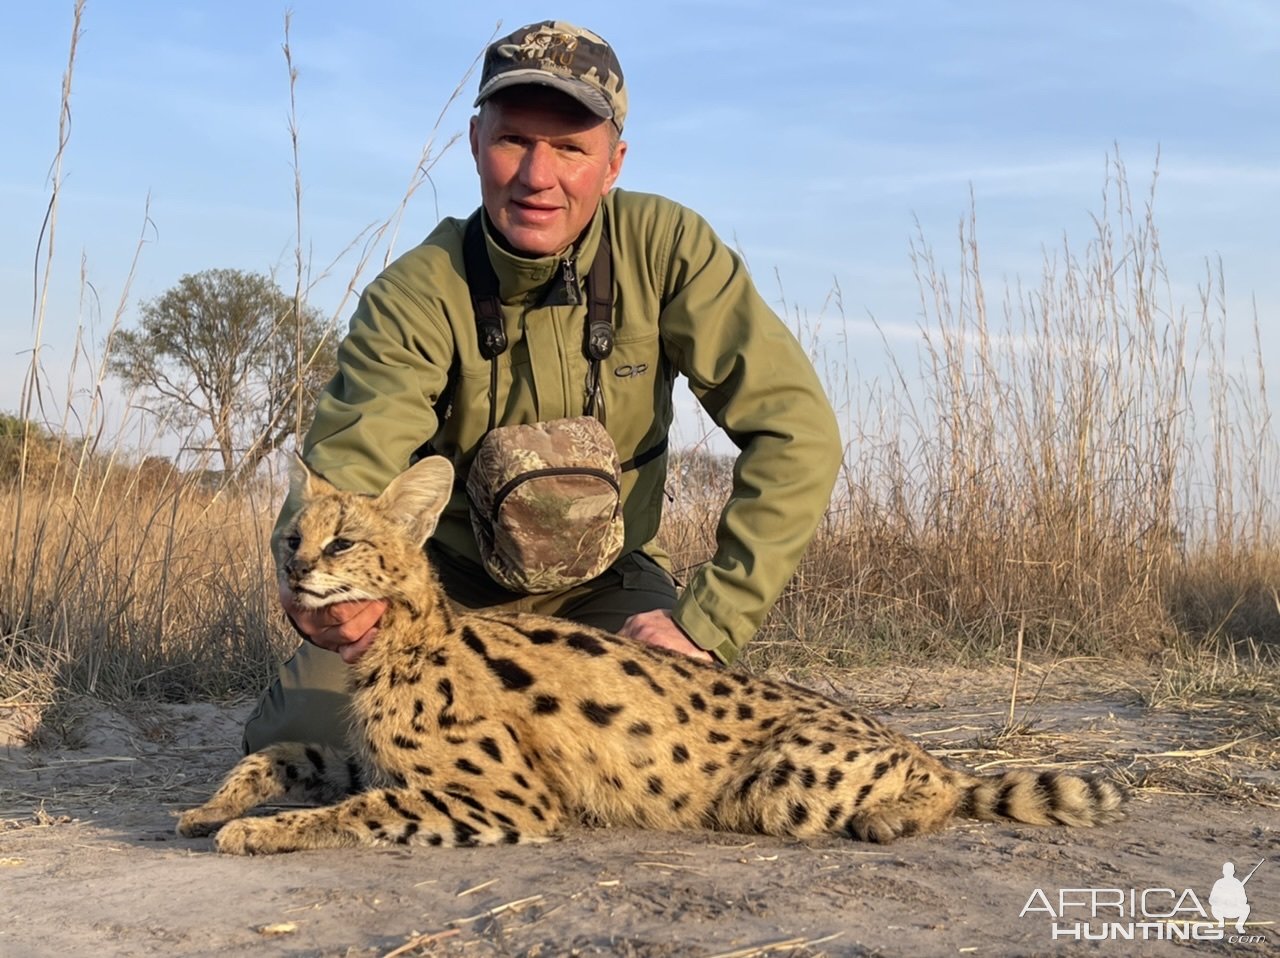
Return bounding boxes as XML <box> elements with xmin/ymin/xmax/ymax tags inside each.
<box><xmin>241</xmin><ymin>550</ymin><xmax>677</xmax><ymax>753</ymax></box>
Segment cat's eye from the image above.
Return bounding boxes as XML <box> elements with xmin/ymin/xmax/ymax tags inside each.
<box><xmin>324</xmin><ymin>537</ymin><xmax>355</xmax><ymax>556</ymax></box>
<box><xmin>285</xmin><ymin>534</ymin><xmax>302</xmax><ymax>552</ymax></box>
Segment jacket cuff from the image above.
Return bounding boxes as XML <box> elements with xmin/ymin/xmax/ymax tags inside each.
<box><xmin>673</xmin><ymin>590</ymin><xmax>747</xmax><ymax>666</ymax></box>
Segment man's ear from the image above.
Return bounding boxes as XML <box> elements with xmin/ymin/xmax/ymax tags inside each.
<box><xmin>377</xmin><ymin>457</ymin><xmax>455</xmax><ymax>545</ymax></box>
<box><xmin>602</xmin><ymin>138</ymin><xmax>627</xmax><ymax>193</ymax></box>
<box><xmin>469</xmin><ymin>113</ymin><xmax>482</xmax><ymax>168</ymax></box>
<box><xmin>288</xmin><ymin>453</ymin><xmax>337</xmax><ymax>505</ymax></box>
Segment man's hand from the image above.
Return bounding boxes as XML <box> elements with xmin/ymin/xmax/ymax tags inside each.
<box><xmin>279</xmin><ymin>582</ymin><xmax>387</xmax><ymax>664</ymax></box>
<box><xmin>618</xmin><ymin>609</ymin><xmax>714</xmax><ymax>663</ymax></box>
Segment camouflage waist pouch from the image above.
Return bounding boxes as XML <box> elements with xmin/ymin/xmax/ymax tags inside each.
<box><xmin>465</xmin><ymin>416</ymin><xmax>624</xmax><ymax>594</ymax></box>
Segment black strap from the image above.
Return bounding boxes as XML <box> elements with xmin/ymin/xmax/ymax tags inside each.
<box><xmin>620</xmin><ymin>435</ymin><xmax>668</xmax><ymax>473</ymax></box>
<box><xmin>445</xmin><ymin>212</ymin><xmax>667</xmax><ymax>473</ymax></box>
<box><xmin>462</xmin><ymin>213</ymin><xmax>614</xmax><ymax>421</ymax></box>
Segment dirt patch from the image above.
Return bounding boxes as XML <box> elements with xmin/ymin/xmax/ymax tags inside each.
<box><xmin>2</xmin><ymin>665</ymin><xmax>1277</xmax><ymax>956</ymax></box>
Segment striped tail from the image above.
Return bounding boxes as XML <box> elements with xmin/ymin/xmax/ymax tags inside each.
<box><xmin>959</xmin><ymin>769</ymin><xmax>1127</xmax><ymax>827</ymax></box>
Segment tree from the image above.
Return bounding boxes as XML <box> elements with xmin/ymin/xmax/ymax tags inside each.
<box><xmin>109</xmin><ymin>269</ymin><xmax>337</xmax><ymax>482</ymax></box>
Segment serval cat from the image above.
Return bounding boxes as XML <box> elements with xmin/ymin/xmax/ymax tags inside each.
<box><xmin>178</xmin><ymin>456</ymin><xmax>1126</xmax><ymax>854</ymax></box>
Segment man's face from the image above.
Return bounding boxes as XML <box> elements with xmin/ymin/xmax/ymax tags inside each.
<box><xmin>470</xmin><ymin>90</ymin><xmax>626</xmax><ymax>258</ymax></box>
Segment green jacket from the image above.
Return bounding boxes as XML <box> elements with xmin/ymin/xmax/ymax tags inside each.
<box><xmin>279</xmin><ymin>189</ymin><xmax>841</xmax><ymax>663</ymax></box>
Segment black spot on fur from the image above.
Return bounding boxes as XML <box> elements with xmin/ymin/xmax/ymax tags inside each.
<box><xmin>761</xmin><ymin>689</ymin><xmax>782</xmax><ymax>701</ymax></box>
<box><xmin>567</xmin><ymin>632</ymin><xmax>608</xmax><ymax>656</ymax></box>
<box><xmin>383</xmin><ymin>791</ymin><xmax>420</xmax><ymax>821</ymax></box>
<box><xmin>490</xmin><ymin>656</ymin><xmax>535</xmax><ymax>691</ymax></box>
<box><xmin>412</xmin><ymin>764</ymin><xmax>434</xmax><ymax>777</ymax></box>
<box><xmin>689</xmin><ymin>693</ymin><xmax>707</xmax><ymax>712</ymax></box>
<box><xmin>673</xmin><ymin>705</ymin><xmax>690</xmax><ymax>724</ymax></box>
<box><xmin>737</xmin><ymin>770</ymin><xmax>761</xmax><ymax>799</ymax></box>
<box><xmin>818</xmin><ymin>741</ymin><xmax>835</xmax><ymax>755</ymax></box>
<box><xmin>800</xmin><ymin>767</ymin><xmax>817</xmax><ymax>789</ymax></box>
<box><xmin>672</xmin><ymin>743</ymin><xmax>690</xmax><ymax>764</ymax></box>
<box><xmin>758</xmin><ymin>716</ymin><xmax>777</xmax><ymax>731</ymax></box>
<box><xmin>627</xmin><ymin>721</ymin><xmax>654</xmax><ymax>737</ymax></box>
<box><xmin>496</xmin><ymin>790</ymin><xmax>526</xmax><ymax>806</ymax></box>
<box><xmin>872</xmin><ymin>760</ymin><xmax>890</xmax><ymax>780</ymax></box>
<box><xmin>823</xmin><ymin>804</ymin><xmax>844</xmax><ymax>829</ymax></box>
<box><xmin>579</xmin><ymin>700</ymin><xmax>624</xmax><ymax>726</ymax></box>
<box><xmin>462</xmin><ymin>626</ymin><xmax>535</xmax><ymax>690</ymax></box>
<box><xmin>526</xmin><ymin>628</ymin><xmax>559</xmax><ymax>645</ymax></box>
<box><xmin>700</xmin><ymin>761</ymin><xmax>722</xmax><ymax>775</ymax></box>
<box><xmin>770</xmin><ymin>760</ymin><xmax>796</xmax><ymax>787</ymax></box>
<box><xmin>854</xmin><ymin>783</ymin><xmax>873</xmax><ymax>807</ymax></box>
<box><xmin>391</xmin><ymin>734</ymin><xmax>420</xmax><ymax>751</ymax></box>
<box><xmin>844</xmin><ymin>749</ymin><xmax>861</xmax><ymax>762</ymax></box>
<box><xmin>825</xmin><ymin>768</ymin><xmax>844</xmax><ymax>790</ymax></box>
<box><xmin>670</xmin><ymin>663</ymin><xmax>694</xmax><ymax>679</ymax></box>
<box><xmin>419</xmin><ymin>790</ymin><xmax>451</xmax><ymax>817</ymax></box>
<box><xmin>620</xmin><ymin>659</ymin><xmax>666</xmax><ymax>695</ymax></box>
<box><xmin>452</xmin><ymin>820</ymin><xmax>480</xmax><ymax>847</ymax></box>
<box><xmin>479</xmin><ymin>737</ymin><xmax>503</xmax><ymax>762</ymax></box>
<box><xmin>995</xmin><ymin>779</ymin><xmax>1019</xmax><ymax>819</ymax></box>
<box><xmin>304</xmin><ymin>747</ymin><xmax>326</xmax><ymax>773</ymax></box>
<box><xmin>533</xmin><ymin>694</ymin><xmax>561</xmax><ymax>714</ymax></box>
<box><xmin>788</xmin><ymin>802</ymin><xmax>810</xmax><ymax>827</ymax></box>
<box><xmin>712</xmin><ymin>706</ymin><xmax>728</xmax><ymax>720</ymax></box>
<box><xmin>707</xmin><ymin>730</ymin><xmax>731</xmax><ymax>744</ymax></box>
<box><xmin>710</xmin><ymin>680</ymin><xmax>732</xmax><ymax>697</ymax></box>
<box><xmin>736</xmin><ymin>703</ymin><xmax>755</xmax><ymax>720</ymax></box>
<box><xmin>455</xmin><ymin>758</ymin><xmax>484</xmax><ymax>776</ymax></box>
<box><xmin>647</xmin><ymin>776</ymin><xmax>665</xmax><ymax>796</ymax></box>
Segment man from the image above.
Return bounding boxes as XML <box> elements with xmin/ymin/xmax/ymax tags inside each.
<box><xmin>243</xmin><ymin>20</ymin><xmax>842</xmax><ymax>753</ymax></box>
<box><xmin>1210</xmin><ymin>861</ymin><xmax>1257</xmax><ymax>934</ymax></box>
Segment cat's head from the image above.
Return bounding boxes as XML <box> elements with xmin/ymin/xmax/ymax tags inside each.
<box><xmin>279</xmin><ymin>456</ymin><xmax>454</xmax><ymax>609</ymax></box>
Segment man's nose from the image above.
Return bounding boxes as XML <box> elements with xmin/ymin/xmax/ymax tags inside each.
<box><xmin>519</xmin><ymin>141</ymin><xmax>557</xmax><ymax>190</ymax></box>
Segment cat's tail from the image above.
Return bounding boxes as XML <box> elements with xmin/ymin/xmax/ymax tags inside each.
<box><xmin>956</xmin><ymin>769</ymin><xmax>1128</xmax><ymax>827</ymax></box>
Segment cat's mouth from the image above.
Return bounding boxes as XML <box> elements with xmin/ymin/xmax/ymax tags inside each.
<box><xmin>290</xmin><ymin>582</ymin><xmax>381</xmax><ymax>610</ymax></box>
<box><xmin>291</xmin><ymin>585</ymin><xmax>352</xmax><ymax>607</ymax></box>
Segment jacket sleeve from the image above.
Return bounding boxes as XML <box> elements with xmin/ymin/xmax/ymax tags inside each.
<box><xmin>271</xmin><ymin>270</ymin><xmax>455</xmax><ymax>567</ymax></box>
<box><xmin>658</xmin><ymin>208</ymin><xmax>843</xmax><ymax>664</ymax></box>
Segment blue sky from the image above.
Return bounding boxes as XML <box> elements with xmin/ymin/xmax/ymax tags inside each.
<box><xmin>2</xmin><ymin>0</ymin><xmax>1277</xmax><ymax>452</ymax></box>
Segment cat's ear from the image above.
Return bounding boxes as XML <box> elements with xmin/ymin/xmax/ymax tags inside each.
<box><xmin>377</xmin><ymin>457</ymin><xmax>454</xmax><ymax>545</ymax></box>
<box><xmin>288</xmin><ymin>453</ymin><xmax>338</xmax><ymax>505</ymax></box>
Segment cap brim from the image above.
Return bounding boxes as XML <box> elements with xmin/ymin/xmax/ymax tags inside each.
<box><xmin>473</xmin><ymin>71</ymin><xmax>613</xmax><ymax>120</ymax></box>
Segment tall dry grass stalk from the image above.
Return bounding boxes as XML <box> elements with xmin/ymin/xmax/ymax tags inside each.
<box><xmin>727</xmin><ymin>154</ymin><xmax>1279</xmax><ymax>673</ymax></box>
<box><xmin>2</xmin><ymin>8</ymin><xmax>484</xmax><ymax>706</ymax></box>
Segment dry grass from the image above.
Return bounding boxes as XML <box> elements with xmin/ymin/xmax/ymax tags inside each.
<box><xmin>4</xmin><ymin>10</ymin><xmax>1278</xmax><ymax>721</ymax></box>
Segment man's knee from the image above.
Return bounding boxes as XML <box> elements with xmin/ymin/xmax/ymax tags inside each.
<box><xmin>242</xmin><ymin>643</ymin><xmax>352</xmax><ymax>754</ymax></box>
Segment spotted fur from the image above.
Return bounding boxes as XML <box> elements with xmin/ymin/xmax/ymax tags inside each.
<box><xmin>177</xmin><ymin>456</ymin><xmax>1126</xmax><ymax>854</ymax></box>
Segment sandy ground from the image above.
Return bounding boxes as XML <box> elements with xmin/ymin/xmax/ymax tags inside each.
<box><xmin>2</xmin><ymin>664</ymin><xmax>1277</xmax><ymax>958</ymax></box>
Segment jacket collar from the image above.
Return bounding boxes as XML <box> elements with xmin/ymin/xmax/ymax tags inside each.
<box><xmin>479</xmin><ymin>201</ymin><xmax>606</xmax><ymax>303</ymax></box>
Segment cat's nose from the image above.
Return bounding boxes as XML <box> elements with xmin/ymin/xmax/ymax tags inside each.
<box><xmin>285</xmin><ymin>557</ymin><xmax>311</xmax><ymax>579</ymax></box>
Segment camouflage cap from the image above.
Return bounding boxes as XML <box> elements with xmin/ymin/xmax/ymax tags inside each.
<box><xmin>474</xmin><ymin>20</ymin><xmax>627</xmax><ymax>131</ymax></box>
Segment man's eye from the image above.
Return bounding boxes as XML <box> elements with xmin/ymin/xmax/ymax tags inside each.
<box><xmin>324</xmin><ymin>538</ymin><xmax>355</xmax><ymax>556</ymax></box>
<box><xmin>285</xmin><ymin>534</ymin><xmax>302</xmax><ymax>552</ymax></box>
